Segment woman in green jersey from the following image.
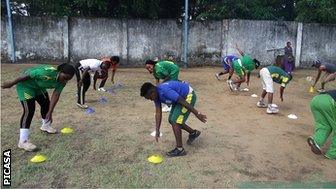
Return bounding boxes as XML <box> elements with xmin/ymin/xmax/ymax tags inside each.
<box><xmin>1</xmin><ymin>64</ymin><xmax>75</xmax><ymax>151</ymax></box>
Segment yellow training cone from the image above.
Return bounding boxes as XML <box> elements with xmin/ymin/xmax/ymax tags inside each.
<box><xmin>147</xmin><ymin>154</ymin><xmax>163</xmax><ymax>164</ymax></box>
<box><xmin>61</xmin><ymin>127</ymin><xmax>74</xmax><ymax>134</ymax></box>
<box><xmin>30</xmin><ymin>154</ymin><xmax>47</xmax><ymax>163</ymax></box>
<box><xmin>309</xmin><ymin>86</ymin><xmax>315</xmax><ymax>93</ymax></box>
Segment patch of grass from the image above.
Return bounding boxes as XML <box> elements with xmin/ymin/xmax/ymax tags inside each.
<box><xmin>1</xmin><ymin>64</ymin><xmax>336</xmax><ymax>187</ymax></box>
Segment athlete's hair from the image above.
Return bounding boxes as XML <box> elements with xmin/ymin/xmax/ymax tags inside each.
<box><xmin>57</xmin><ymin>63</ymin><xmax>76</xmax><ymax>77</ymax></box>
<box><xmin>253</xmin><ymin>59</ymin><xmax>261</xmax><ymax>69</ymax></box>
<box><xmin>145</xmin><ymin>60</ymin><xmax>157</xmax><ymax>65</ymax></box>
<box><xmin>312</xmin><ymin>59</ymin><xmax>321</xmax><ymax>67</ymax></box>
<box><xmin>140</xmin><ymin>82</ymin><xmax>155</xmax><ymax>97</ymax></box>
<box><xmin>101</xmin><ymin>61</ymin><xmax>111</xmax><ymax>69</ymax></box>
<box><xmin>110</xmin><ymin>56</ymin><xmax>120</xmax><ymax>63</ymax></box>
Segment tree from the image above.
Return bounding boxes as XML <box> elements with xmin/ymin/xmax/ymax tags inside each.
<box><xmin>296</xmin><ymin>0</ymin><xmax>336</xmax><ymax>23</ymax></box>
<box><xmin>1</xmin><ymin>0</ymin><xmax>335</xmax><ymax>23</ymax></box>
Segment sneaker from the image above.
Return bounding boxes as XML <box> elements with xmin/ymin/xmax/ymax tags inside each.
<box><xmin>77</xmin><ymin>103</ymin><xmax>88</xmax><ymax>109</ymax></box>
<box><xmin>215</xmin><ymin>74</ymin><xmax>220</xmax><ymax>81</ymax></box>
<box><xmin>18</xmin><ymin>141</ymin><xmax>37</xmax><ymax>151</ymax></box>
<box><xmin>187</xmin><ymin>130</ymin><xmax>201</xmax><ymax>145</ymax></box>
<box><xmin>40</xmin><ymin>122</ymin><xmax>57</xmax><ymax>134</ymax></box>
<box><xmin>307</xmin><ymin>137</ymin><xmax>322</xmax><ymax>155</ymax></box>
<box><xmin>257</xmin><ymin>100</ymin><xmax>267</xmax><ymax>108</ymax></box>
<box><xmin>228</xmin><ymin>80</ymin><xmax>235</xmax><ymax>91</ymax></box>
<box><xmin>98</xmin><ymin>88</ymin><xmax>107</xmax><ymax>92</ymax></box>
<box><xmin>166</xmin><ymin>148</ymin><xmax>187</xmax><ymax>157</ymax></box>
<box><xmin>317</xmin><ymin>88</ymin><xmax>325</xmax><ymax>93</ymax></box>
<box><xmin>266</xmin><ymin>104</ymin><xmax>279</xmax><ymax>114</ymax></box>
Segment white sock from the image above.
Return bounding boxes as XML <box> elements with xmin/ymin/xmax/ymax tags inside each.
<box><xmin>42</xmin><ymin>118</ymin><xmax>48</xmax><ymax>125</ymax></box>
<box><xmin>42</xmin><ymin>119</ymin><xmax>51</xmax><ymax>127</ymax></box>
<box><xmin>19</xmin><ymin>129</ymin><xmax>29</xmax><ymax>143</ymax></box>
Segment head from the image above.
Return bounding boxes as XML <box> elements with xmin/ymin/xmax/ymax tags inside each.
<box><xmin>101</xmin><ymin>61</ymin><xmax>111</xmax><ymax>70</ymax></box>
<box><xmin>110</xmin><ymin>56</ymin><xmax>120</xmax><ymax>65</ymax></box>
<box><xmin>286</xmin><ymin>42</ymin><xmax>291</xmax><ymax>47</ymax></box>
<box><xmin>145</xmin><ymin>59</ymin><xmax>157</xmax><ymax>74</ymax></box>
<box><xmin>140</xmin><ymin>82</ymin><xmax>157</xmax><ymax>101</ymax></box>
<box><xmin>253</xmin><ymin>59</ymin><xmax>261</xmax><ymax>69</ymax></box>
<box><xmin>312</xmin><ymin>59</ymin><xmax>321</xmax><ymax>68</ymax></box>
<box><xmin>57</xmin><ymin>63</ymin><xmax>76</xmax><ymax>84</ymax></box>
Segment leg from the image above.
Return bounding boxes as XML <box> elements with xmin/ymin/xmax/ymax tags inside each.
<box><xmin>257</xmin><ymin>90</ymin><xmax>268</xmax><ymax>108</ymax></box>
<box><xmin>311</xmin><ymin>94</ymin><xmax>336</xmax><ymax>159</ymax></box>
<box><xmin>20</xmin><ymin>99</ymin><xmax>36</xmax><ymax>129</ymax></box>
<box><xmin>18</xmin><ymin>99</ymin><xmax>37</xmax><ymax>151</ymax></box>
<box><xmin>167</xmin><ymin>91</ymin><xmax>197</xmax><ymax>157</ymax></box>
<box><xmin>35</xmin><ymin>93</ymin><xmax>56</xmax><ymax>133</ymax></box>
<box><xmin>261</xmin><ymin>90</ymin><xmax>267</xmax><ymax>99</ymax></box>
<box><xmin>260</xmin><ymin>68</ymin><xmax>268</xmax><ymax>100</ymax></box>
<box><xmin>181</xmin><ymin>123</ymin><xmax>195</xmax><ymax>134</ymax></box>
<box><xmin>258</xmin><ymin>68</ymin><xmax>271</xmax><ymax>108</ymax></box>
<box><xmin>79</xmin><ymin>73</ymin><xmax>91</xmax><ymax>105</ymax></box>
<box><xmin>219</xmin><ymin>69</ymin><xmax>229</xmax><ymax>76</ymax></box>
<box><xmin>321</xmin><ymin>73</ymin><xmax>336</xmax><ymax>89</ymax></box>
<box><xmin>215</xmin><ymin>70</ymin><xmax>228</xmax><ymax>80</ymax></box>
<box><xmin>231</xmin><ymin>63</ymin><xmax>245</xmax><ymax>87</ymax></box>
<box><xmin>35</xmin><ymin>92</ymin><xmax>50</xmax><ymax>119</ymax></box>
<box><xmin>326</xmin><ymin>133</ymin><xmax>336</xmax><ymax>159</ymax></box>
<box><xmin>310</xmin><ymin>95</ymin><xmax>333</xmax><ymax>147</ymax></box>
<box><xmin>99</xmin><ymin>76</ymin><xmax>108</xmax><ymax>88</ymax></box>
<box><xmin>320</xmin><ymin>73</ymin><xmax>329</xmax><ymax>89</ymax></box>
<box><xmin>75</xmin><ymin>63</ymin><xmax>82</xmax><ymax>104</ymax></box>
<box><xmin>233</xmin><ymin>76</ymin><xmax>246</xmax><ymax>86</ymax></box>
<box><xmin>283</xmin><ymin>59</ymin><xmax>290</xmax><ymax>73</ymax></box>
<box><xmin>171</xmin><ymin>123</ymin><xmax>183</xmax><ymax>148</ymax></box>
<box><xmin>166</xmin><ymin>122</ymin><xmax>187</xmax><ymax>157</ymax></box>
<box><xmin>228</xmin><ymin>68</ymin><xmax>234</xmax><ymax>80</ymax></box>
<box><xmin>267</xmin><ymin>93</ymin><xmax>274</xmax><ymax>105</ymax></box>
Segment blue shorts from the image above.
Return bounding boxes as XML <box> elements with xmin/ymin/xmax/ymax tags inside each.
<box><xmin>222</xmin><ymin>63</ymin><xmax>231</xmax><ymax>71</ymax></box>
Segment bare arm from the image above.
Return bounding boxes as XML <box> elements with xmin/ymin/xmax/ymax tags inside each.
<box><xmin>177</xmin><ymin>97</ymin><xmax>207</xmax><ymax>123</ymax></box>
<box><xmin>45</xmin><ymin>90</ymin><xmax>61</xmax><ymax>123</ymax></box>
<box><xmin>228</xmin><ymin>68</ymin><xmax>234</xmax><ymax>80</ymax></box>
<box><xmin>1</xmin><ymin>75</ymin><xmax>31</xmax><ymax>89</ymax></box>
<box><xmin>111</xmin><ymin>70</ymin><xmax>116</xmax><ymax>84</ymax></box>
<box><xmin>246</xmin><ymin>72</ymin><xmax>251</xmax><ymax>86</ymax></box>
<box><xmin>235</xmin><ymin>44</ymin><xmax>245</xmax><ymax>56</ymax></box>
<box><xmin>155</xmin><ymin>104</ymin><xmax>162</xmax><ymax>142</ymax></box>
<box><xmin>313</xmin><ymin>69</ymin><xmax>323</xmax><ymax>87</ymax></box>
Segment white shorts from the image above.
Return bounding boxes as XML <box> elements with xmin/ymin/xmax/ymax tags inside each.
<box><xmin>260</xmin><ymin>67</ymin><xmax>274</xmax><ymax>93</ymax></box>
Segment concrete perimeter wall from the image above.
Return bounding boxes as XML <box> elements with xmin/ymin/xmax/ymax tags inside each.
<box><xmin>1</xmin><ymin>16</ymin><xmax>335</xmax><ymax>66</ymax></box>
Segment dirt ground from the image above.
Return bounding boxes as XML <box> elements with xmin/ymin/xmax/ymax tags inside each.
<box><xmin>1</xmin><ymin>64</ymin><xmax>336</xmax><ymax>188</ymax></box>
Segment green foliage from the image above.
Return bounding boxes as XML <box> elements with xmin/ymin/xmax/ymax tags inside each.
<box><xmin>2</xmin><ymin>0</ymin><xmax>335</xmax><ymax>23</ymax></box>
<box><xmin>296</xmin><ymin>0</ymin><xmax>336</xmax><ymax>23</ymax></box>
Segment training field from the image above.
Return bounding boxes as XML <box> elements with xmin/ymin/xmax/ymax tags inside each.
<box><xmin>1</xmin><ymin>64</ymin><xmax>336</xmax><ymax>188</ymax></box>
